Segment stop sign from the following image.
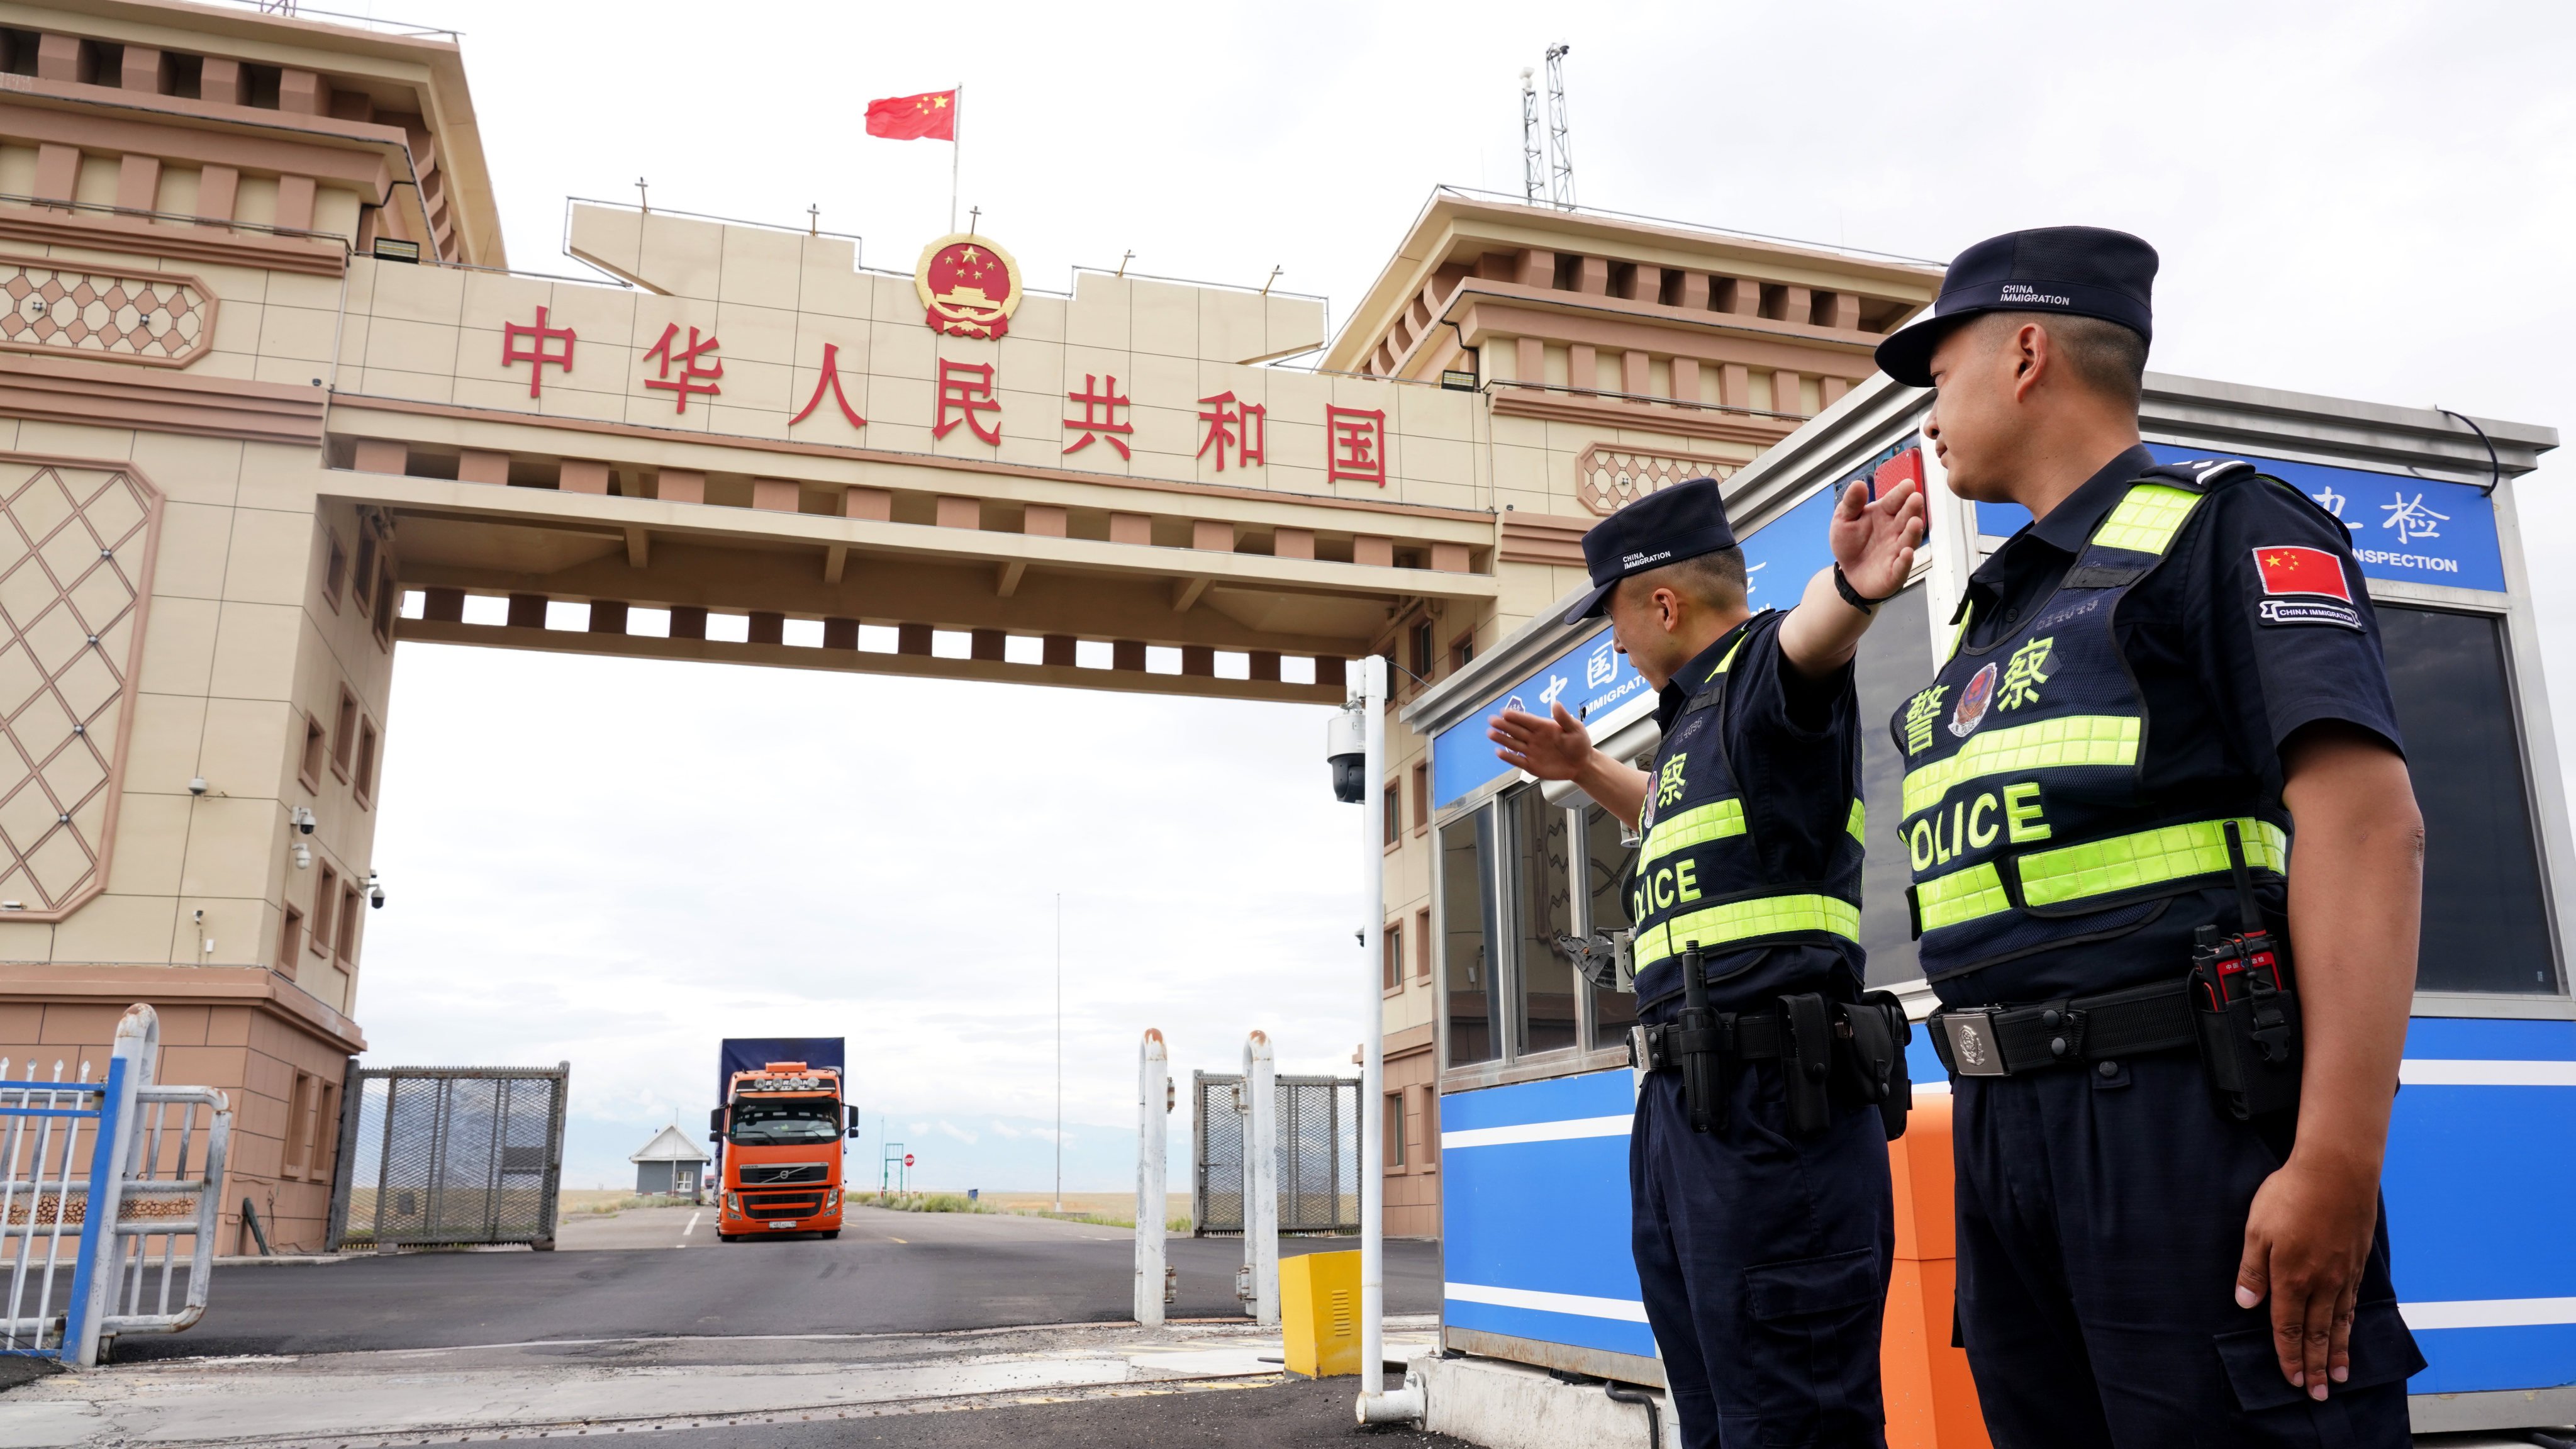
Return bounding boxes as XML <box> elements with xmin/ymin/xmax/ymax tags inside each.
<box><xmin>904</xmin><ymin>1153</ymin><xmax>915</xmax><ymax>1167</ymax></box>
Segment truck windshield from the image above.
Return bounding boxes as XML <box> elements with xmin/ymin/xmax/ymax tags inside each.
<box><xmin>727</xmin><ymin>1098</ymin><xmax>841</xmax><ymax>1145</ymax></box>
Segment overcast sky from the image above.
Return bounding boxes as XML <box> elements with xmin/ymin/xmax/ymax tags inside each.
<box><xmin>346</xmin><ymin>0</ymin><xmax>2576</xmax><ymax>1190</ymax></box>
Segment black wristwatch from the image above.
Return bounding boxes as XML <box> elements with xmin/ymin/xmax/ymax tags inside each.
<box><xmin>1833</xmin><ymin>564</ymin><xmax>1893</xmax><ymax>614</ymax></box>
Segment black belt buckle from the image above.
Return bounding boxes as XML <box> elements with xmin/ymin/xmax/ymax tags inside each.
<box><xmin>1939</xmin><ymin>1009</ymin><xmax>2007</xmax><ymax>1077</ymax></box>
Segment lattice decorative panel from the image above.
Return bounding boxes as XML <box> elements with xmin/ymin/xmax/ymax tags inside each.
<box><xmin>0</xmin><ymin>257</ymin><xmax>213</xmax><ymax>367</ymax></box>
<box><xmin>1574</xmin><ymin>445</ymin><xmax>1739</xmax><ymax>516</ymax></box>
<box><xmin>0</xmin><ymin>462</ymin><xmax>161</xmax><ymax>917</ymax></box>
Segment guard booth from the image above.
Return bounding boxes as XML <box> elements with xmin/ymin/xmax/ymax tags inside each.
<box><xmin>1401</xmin><ymin>369</ymin><xmax>2572</xmax><ymax>1436</ymax></box>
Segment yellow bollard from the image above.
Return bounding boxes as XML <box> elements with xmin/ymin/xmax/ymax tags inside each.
<box><xmin>1279</xmin><ymin>1248</ymin><xmax>1362</xmax><ymax>1377</ymax></box>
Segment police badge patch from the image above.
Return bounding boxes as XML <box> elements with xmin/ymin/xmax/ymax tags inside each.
<box><xmin>1948</xmin><ymin>661</ymin><xmax>1999</xmax><ymax>738</ymax></box>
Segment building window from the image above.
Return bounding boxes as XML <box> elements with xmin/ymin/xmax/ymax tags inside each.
<box><xmin>1439</xmin><ymin>811</ymin><xmax>1500</xmax><ymax>1066</ymax></box>
<box><xmin>1383</xmin><ymin>919</ymin><xmax>1405</xmax><ymax>992</ymax></box>
<box><xmin>1451</xmin><ymin>634</ymin><xmax>1474</xmax><ymax>671</ymax></box>
<box><xmin>1410</xmin><ymin>762</ymin><xmax>1429</xmax><ymax>832</ymax></box>
<box><xmin>2380</xmin><ymin>605</ymin><xmax>2557</xmax><ymax>992</ymax></box>
<box><xmin>352</xmin><ymin>717</ymin><xmax>379</xmax><ymax>810</ymax></box>
<box><xmin>335</xmin><ymin>881</ymin><xmax>362</xmax><ymax>967</ymax></box>
<box><xmin>331</xmin><ymin>686</ymin><xmax>357</xmax><ymax>780</ymax></box>
<box><xmin>1384</xmin><ymin>1092</ymin><xmax>1406</xmax><ymax>1168</ymax></box>
<box><xmin>372</xmin><ymin>561</ymin><xmax>398</xmax><ymax>650</ymax></box>
<box><xmin>310</xmin><ymin>863</ymin><xmax>338</xmax><ymax>959</ymax></box>
<box><xmin>321</xmin><ymin>532</ymin><xmax>347</xmax><ymax>612</ymax></box>
<box><xmin>1415</xmin><ymin>907</ymin><xmax>1432</xmax><ymax>979</ymax></box>
<box><xmin>352</xmin><ymin>532</ymin><xmax>378</xmax><ymax>612</ymax></box>
<box><xmin>1383</xmin><ymin>778</ymin><xmax>1401</xmax><ymax>847</ymax></box>
<box><xmin>283</xmin><ymin>1071</ymin><xmax>318</xmax><ymax>1178</ymax></box>
<box><xmin>297</xmin><ymin>713</ymin><xmax>326</xmax><ymax>795</ymax></box>
<box><xmin>313</xmin><ymin>1080</ymin><xmax>340</xmax><ymax>1178</ymax></box>
<box><xmin>1409</xmin><ymin>619</ymin><xmax>1435</xmax><ymax>682</ymax></box>
<box><xmin>276</xmin><ymin>904</ymin><xmax>303</xmax><ymax>978</ymax></box>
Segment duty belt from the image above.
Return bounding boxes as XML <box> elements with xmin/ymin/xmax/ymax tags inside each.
<box><xmin>1927</xmin><ymin>978</ymin><xmax>2199</xmax><ymax>1078</ymax></box>
<box><xmin>1628</xmin><ymin>1010</ymin><xmax>1793</xmax><ymax>1073</ymax></box>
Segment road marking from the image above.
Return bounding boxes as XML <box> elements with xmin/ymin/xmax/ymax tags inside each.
<box><xmin>680</xmin><ymin>1211</ymin><xmax>701</xmax><ymax>1247</ymax></box>
<box><xmin>888</xmin><ymin>1236</ymin><xmax>906</xmax><ymax>1244</ymax></box>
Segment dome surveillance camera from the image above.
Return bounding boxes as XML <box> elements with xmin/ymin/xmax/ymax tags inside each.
<box><xmin>187</xmin><ymin>777</ymin><xmax>207</xmax><ymax>796</ymax></box>
<box><xmin>292</xmin><ymin>842</ymin><xmax>311</xmax><ymax>870</ymax></box>
<box><xmin>1324</xmin><ymin>702</ymin><xmax>1366</xmax><ymax>804</ymax></box>
<box><xmin>291</xmin><ymin>806</ymin><xmax>316</xmax><ymax>835</ymax></box>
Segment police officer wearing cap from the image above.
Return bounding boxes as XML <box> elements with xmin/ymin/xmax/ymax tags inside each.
<box><xmin>1875</xmin><ymin>227</ymin><xmax>2426</xmax><ymax>1446</ymax></box>
<box><xmin>1491</xmin><ymin>471</ymin><xmax>1924</xmax><ymax>1446</ymax></box>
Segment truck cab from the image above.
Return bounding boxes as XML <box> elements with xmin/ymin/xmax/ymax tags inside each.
<box><xmin>711</xmin><ymin>1061</ymin><xmax>856</xmax><ymax>1241</ymax></box>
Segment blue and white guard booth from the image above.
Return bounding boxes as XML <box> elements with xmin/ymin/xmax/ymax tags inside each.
<box><xmin>1401</xmin><ymin>369</ymin><xmax>2570</xmax><ymax>1435</ymax></box>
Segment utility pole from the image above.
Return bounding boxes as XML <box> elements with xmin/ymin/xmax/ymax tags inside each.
<box><xmin>1054</xmin><ymin>893</ymin><xmax>1063</xmax><ymax>1214</ymax></box>
<box><xmin>1519</xmin><ymin>68</ymin><xmax>1544</xmax><ymax>204</ymax></box>
<box><xmin>1544</xmin><ymin>44</ymin><xmax>1576</xmax><ymax>211</ymax></box>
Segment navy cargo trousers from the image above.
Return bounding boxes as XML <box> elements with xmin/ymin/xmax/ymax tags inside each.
<box><xmin>1632</xmin><ymin>1049</ymin><xmax>1893</xmax><ymax>1448</ymax></box>
<box><xmin>1952</xmin><ymin>1053</ymin><xmax>2423</xmax><ymax>1447</ymax></box>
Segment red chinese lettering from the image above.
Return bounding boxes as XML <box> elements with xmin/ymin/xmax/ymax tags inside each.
<box><xmin>1195</xmin><ymin>392</ymin><xmax>1266</xmax><ymax>472</ymax></box>
<box><xmin>641</xmin><ymin>322</ymin><xmax>723</xmax><ymax>412</ymax></box>
<box><xmin>1326</xmin><ymin>406</ymin><xmax>1388</xmax><ymax>486</ymax></box>
<box><xmin>934</xmin><ymin>358</ymin><xmax>1001</xmax><ymax>444</ymax></box>
<box><xmin>1062</xmin><ymin>374</ymin><xmax>1133</xmax><ymax>460</ymax></box>
<box><xmin>500</xmin><ymin>306</ymin><xmax>575</xmax><ymax>398</ymax></box>
<box><xmin>789</xmin><ymin>342</ymin><xmax>867</xmax><ymax>429</ymax></box>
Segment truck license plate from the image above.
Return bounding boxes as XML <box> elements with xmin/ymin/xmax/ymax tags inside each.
<box><xmin>768</xmin><ymin>1220</ymin><xmax>798</xmax><ymax>1229</ymax></box>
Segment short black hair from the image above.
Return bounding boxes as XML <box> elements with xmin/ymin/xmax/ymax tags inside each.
<box><xmin>1624</xmin><ymin>546</ymin><xmax>1748</xmax><ymax>611</ymax></box>
<box><xmin>1970</xmin><ymin>310</ymin><xmax>2144</xmax><ymax>408</ymax></box>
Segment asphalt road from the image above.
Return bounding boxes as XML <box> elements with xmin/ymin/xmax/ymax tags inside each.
<box><xmin>122</xmin><ymin>1206</ymin><xmax>1440</xmax><ymax>1360</ymax></box>
<box><xmin>437</xmin><ymin>1376</ymin><xmax>1474</xmax><ymax>1449</ymax></box>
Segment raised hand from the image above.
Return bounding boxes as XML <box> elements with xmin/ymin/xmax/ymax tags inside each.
<box><xmin>1830</xmin><ymin>477</ymin><xmax>1926</xmax><ymax>602</ymax></box>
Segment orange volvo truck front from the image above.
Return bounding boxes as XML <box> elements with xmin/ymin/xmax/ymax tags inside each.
<box><xmin>710</xmin><ymin>1061</ymin><xmax>858</xmax><ymax>1241</ymax></box>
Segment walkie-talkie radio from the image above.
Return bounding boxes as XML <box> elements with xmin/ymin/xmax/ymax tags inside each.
<box><xmin>2187</xmin><ymin>821</ymin><xmax>2302</xmax><ymax>1119</ymax></box>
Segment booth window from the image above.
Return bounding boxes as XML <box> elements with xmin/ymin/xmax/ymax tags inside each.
<box><xmin>2377</xmin><ymin>605</ymin><xmax>2558</xmax><ymax>993</ymax></box>
<box><xmin>1853</xmin><ymin>586</ymin><xmax>1931</xmax><ymax>987</ymax></box>
<box><xmin>1440</xmin><ymin>812</ymin><xmax>1501</xmax><ymax>1066</ymax></box>
<box><xmin>1582</xmin><ymin>803</ymin><xmax>1639</xmax><ymax>1049</ymax></box>
<box><xmin>1509</xmin><ymin>787</ymin><xmax>1578</xmax><ymax>1056</ymax></box>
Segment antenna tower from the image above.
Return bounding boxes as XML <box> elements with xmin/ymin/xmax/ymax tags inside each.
<box><xmin>1544</xmin><ymin>44</ymin><xmax>1575</xmax><ymax>211</ymax></box>
<box><xmin>1519</xmin><ymin>68</ymin><xmax>1544</xmax><ymax>204</ymax></box>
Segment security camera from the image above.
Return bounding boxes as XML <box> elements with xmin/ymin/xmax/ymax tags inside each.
<box><xmin>291</xmin><ymin>806</ymin><xmax>315</xmax><ymax>835</ymax></box>
<box><xmin>368</xmin><ymin>870</ymin><xmax>384</xmax><ymax>910</ymax></box>
<box><xmin>187</xmin><ymin>777</ymin><xmax>207</xmax><ymax>796</ymax></box>
<box><xmin>1324</xmin><ymin>702</ymin><xmax>1365</xmax><ymax>804</ymax></box>
<box><xmin>291</xmin><ymin>842</ymin><xmax>311</xmax><ymax>870</ymax></box>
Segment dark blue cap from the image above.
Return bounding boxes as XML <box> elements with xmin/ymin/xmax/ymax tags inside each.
<box><xmin>1874</xmin><ymin>226</ymin><xmax>2158</xmax><ymax>388</ymax></box>
<box><xmin>1561</xmin><ymin>477</ymin><xmax>1736</xmax><ymax>625</ymax></box>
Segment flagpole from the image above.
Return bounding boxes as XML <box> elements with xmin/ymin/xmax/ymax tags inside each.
<box><xmin>949</xmin><ymin>82</ymin><xmax>962</xmax><ymax>234</ymax></box>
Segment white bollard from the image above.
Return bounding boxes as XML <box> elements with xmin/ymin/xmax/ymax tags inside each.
<box><xmin>1241</xmin><ymin>1029</ymin><xmax>1278</xmax><ymax>1326</ymax></box>
<box><xmin>1135</xmin><ymin>1028</ymin><xmax>1168</xmax><ymax>1326</ymax></box>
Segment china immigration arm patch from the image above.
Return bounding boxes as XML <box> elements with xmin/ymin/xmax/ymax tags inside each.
<box><xmin>2250</xmin><ymin>544</ymin><xmax>2363</xmax><ymax>630</ymax></box>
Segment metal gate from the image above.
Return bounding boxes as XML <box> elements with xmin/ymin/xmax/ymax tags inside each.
<box><xmin>326</xmin><ymin>1063</ymin><xmax>569</xmax><ymax>1251</ymax></box>
<box><xmin>1191</xmin><ymin>1071</ymin><xmax>1358</xmax><ymax>1235</ymax></box>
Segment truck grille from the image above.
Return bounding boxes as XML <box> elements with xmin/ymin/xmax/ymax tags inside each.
<box><xmin>739</xmin><ymin>1163</ymin><xmax>828</xmax><ymax>1187</ymax></box>
<box><xmin>744</xmin><ymin>1192</ymin><xmax>825</xmax><ymax>1217</ymax></box>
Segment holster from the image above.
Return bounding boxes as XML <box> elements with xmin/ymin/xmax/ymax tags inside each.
<box><xmin>1777</xmin><ymin>993</ymin><xmax>1836</xmax><ymax>1136</ymax></box>
<box><xmin>1835</xmin><ymin>991</ymin><xmax>1914</xmax><ymax>1141</ymax></box>
<box><xmin>2189</xmin><ymin>962</ymin><xmax>2302</xmax><ymax>1121</ymax></box>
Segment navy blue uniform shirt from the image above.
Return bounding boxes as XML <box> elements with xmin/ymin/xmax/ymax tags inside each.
<box><xmin>1632</xmin><ymin>614</ymin><xmax>1865</xmax><ymax>1015</ymax></box>
<box><xmin>1935</xmin><ymin>443</ymin><xmax>2406</xmax><ymax>1007</ymax></box>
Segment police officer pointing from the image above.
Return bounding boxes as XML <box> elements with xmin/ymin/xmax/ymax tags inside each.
<box><xmin>1492</xmin><ymin>472</ymin><xmax>1924</xmax><ymax>1446</ymax></box>
<box><xmin>1878</xmin><ymin>227</ymin><xmax>2426</xmax><ymax>1445</ymax></box>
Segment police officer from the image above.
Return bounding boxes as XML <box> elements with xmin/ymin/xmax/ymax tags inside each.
<box><xmin>1492</xmin><ymin>471</ymin><xmax>1924</xmax><ymax>1446</ymax></box>
<box><xmin>1875</xmin><ymin>227</ymin><xmax>2426</xmax><ymax>1446</ymax></box>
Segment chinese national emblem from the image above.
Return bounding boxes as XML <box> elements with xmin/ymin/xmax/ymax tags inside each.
<box><xmin>915</xmin><ymin>234</ymin><xmax>1023</xmax><ymax>340</ymax></box>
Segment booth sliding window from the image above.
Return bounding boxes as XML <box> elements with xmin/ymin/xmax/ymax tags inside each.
<box><xmin>2377</xmin><ymin>604</ymin><xmax>2558</xmax><ymax>993</ymax></box>
<box><xmin>1853</xmin><ymin>586</ymin><xmax>1931</xmax><ymax>989</ymax></box>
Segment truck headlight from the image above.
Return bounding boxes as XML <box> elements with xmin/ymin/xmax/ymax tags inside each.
<box><xmin>827</xmin><ymin>1187</ymin><xmax>840</xmax><ymax>1212</ymax></box>
<box><xmin>725</xmin><ymin>1192</ymin><xmax>740</xmax><ymax>1216</ymax></box>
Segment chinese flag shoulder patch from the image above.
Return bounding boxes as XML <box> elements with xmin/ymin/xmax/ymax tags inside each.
<box><xmin>2252</xmin><ymin>545</ymin><xmax>2352</xmax><ymax>601</ymax></box>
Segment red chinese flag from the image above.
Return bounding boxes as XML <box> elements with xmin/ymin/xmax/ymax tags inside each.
<box><xmin>865</xmin><ymin>89</ymin><xmax>957</xmax><ymax>142</ymax></box>
<box><xmin>2251</xmin><ymin>545</ymin><xmax>2353</xmax><ymax>600</ymax></box>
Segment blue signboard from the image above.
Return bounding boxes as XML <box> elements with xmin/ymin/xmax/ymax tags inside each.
<box><xmin>1974</xmin><ymin>446</ymin><xmax>2504</xmax><ymax>593</ymax></box>
<box><xmin>1431</xmin><ymin>628</ymin><xmax>1651</xmax><ymax>810</ymax></box>
<box><xmin>1738</xmin><ymin>482</ymin><xmax>1840</xmax><ymax>612</ymax></box>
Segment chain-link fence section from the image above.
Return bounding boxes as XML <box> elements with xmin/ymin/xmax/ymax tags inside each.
<box><xmin>1191</xmin><ymin>1071</ymin><xmax>1357</xmax><ymax>1236</ymax></box>
<box><xmin>326</xmin><ymin>1064</ymin><xmax>569</xmax><ymax>1251</ymax></box>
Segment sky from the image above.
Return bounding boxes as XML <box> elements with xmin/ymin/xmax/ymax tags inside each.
<box><xmin>340</xmin><ymin>0</ymin><xmax>2576</xmax><ymax>1190</ymax></box>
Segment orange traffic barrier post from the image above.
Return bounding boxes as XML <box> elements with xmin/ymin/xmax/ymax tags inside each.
<box><xmin>1882</xmin><ymin>1090</ymin><xmax>1993</xmax><ymax>1449</ymax></box>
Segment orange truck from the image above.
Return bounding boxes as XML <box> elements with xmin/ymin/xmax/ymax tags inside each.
<box><xmin>709</xmin><ymin>1059</ymin><xmax>857</xmax><ymax>1241</ymax></box>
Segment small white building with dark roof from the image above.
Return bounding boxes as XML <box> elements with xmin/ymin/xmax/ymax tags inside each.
<box><xmin>630</xmin><ymin>1124</ymin><xmax>711</xmax><ymax>1199</ymax></box>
